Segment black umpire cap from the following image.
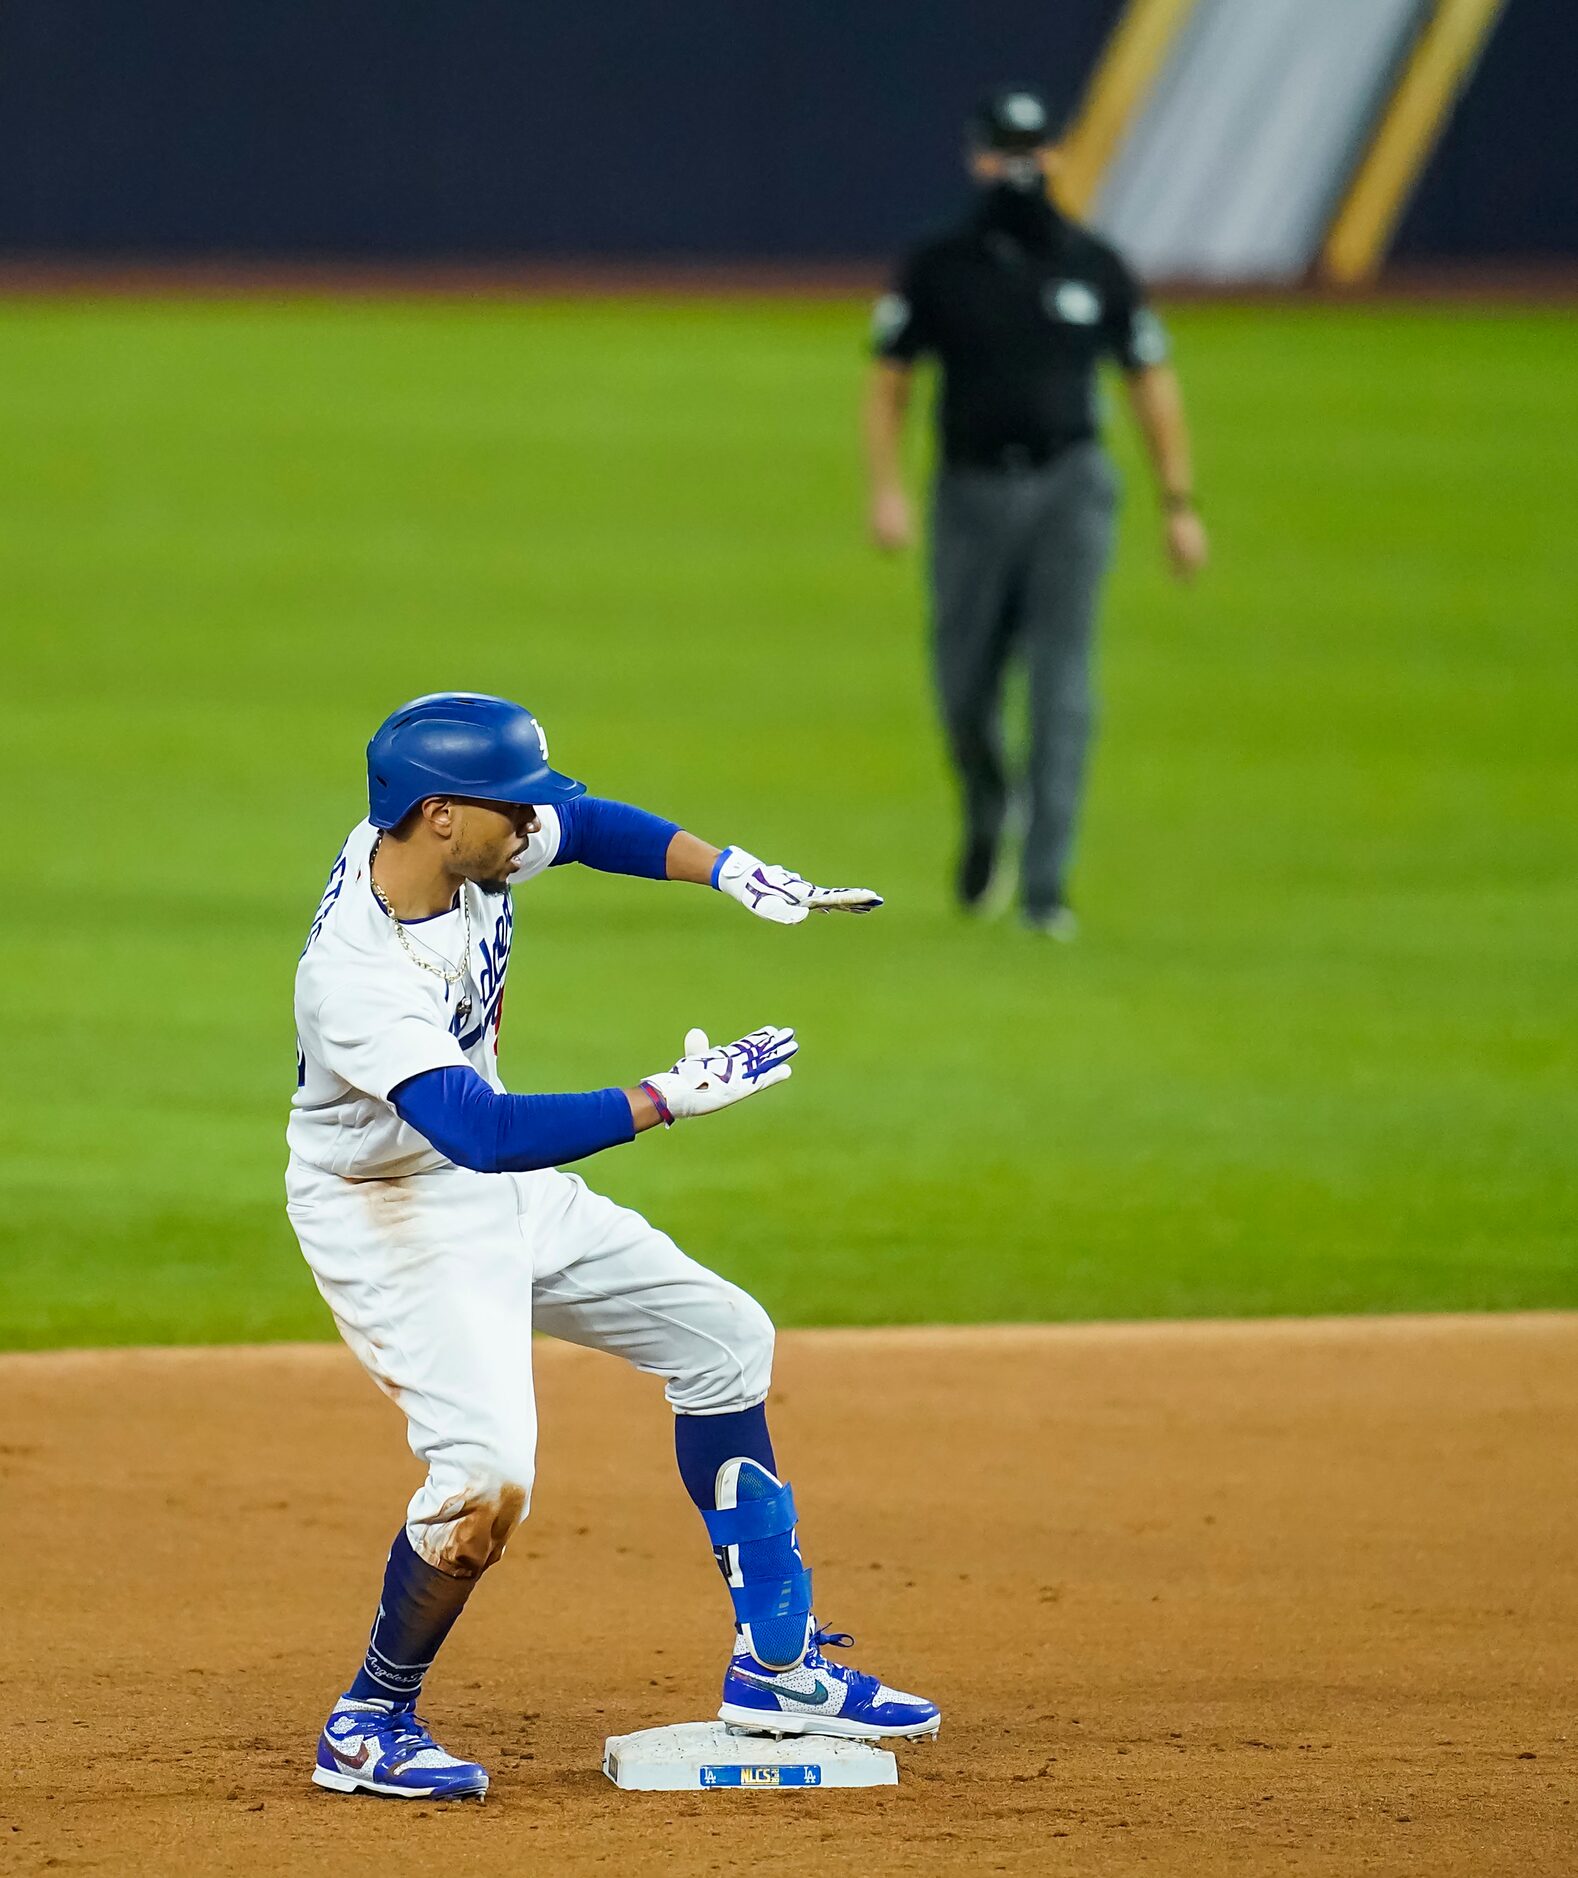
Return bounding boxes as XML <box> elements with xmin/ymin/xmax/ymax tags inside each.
<box><xmin>969</xmin><ymin>87</ymin><xmax>1054</xmax><ymax>152</ymax></box>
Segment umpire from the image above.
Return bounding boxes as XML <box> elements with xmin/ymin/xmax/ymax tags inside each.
<box><xmin>864</xmin><ymin>87</ymin><xmax>1208</xmax><ymax>936</ymax></box>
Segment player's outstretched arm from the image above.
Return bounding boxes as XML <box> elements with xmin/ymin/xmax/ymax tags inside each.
<box><xmin>706</xmin><ymin>845</ymin><xmax>883</xmax><ymax>925</ymax></box>
<box><xmin>546</xmin><ymin>796</ymin><xmax>882</xmax><ymax>925</ymax></box>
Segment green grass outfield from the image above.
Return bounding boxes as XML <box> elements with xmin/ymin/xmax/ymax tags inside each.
<box><xmin>1</xmin><ymin>296</ymin><xmax>1573</xmax><ymax>1347</ymax></box>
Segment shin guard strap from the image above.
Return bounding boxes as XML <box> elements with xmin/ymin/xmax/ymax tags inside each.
<box><xmin>729</xmin><ymin>1567</ymin><xmax>813</xmax><ymax>1629</ymax></box>
<box><xmin>702</xmin><ymin>1480</ymin><xmax>798</xmax><ymax>1546</ymax></box>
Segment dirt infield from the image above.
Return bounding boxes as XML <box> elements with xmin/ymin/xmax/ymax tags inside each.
<box><xmin>3</xmin><ymin>1317</ymin><xmax>1574</xmax><ymax>1876</ymax></box>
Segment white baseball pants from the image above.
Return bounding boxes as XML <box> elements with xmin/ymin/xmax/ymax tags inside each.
<box><xmin>285</xmin><ymin>1155</ymin><xmax>774</xmax><ymax>1575</ymax></box>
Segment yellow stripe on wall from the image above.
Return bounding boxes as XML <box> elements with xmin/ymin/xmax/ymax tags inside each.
<box><xmin>1322</xmin><ymin>0</ymin><xmax>1508</xmax><ymax>284</ymax></box>
<box><xmin>1056</xmin><ymin>0</ymin><xmax>1203</xmax><ymax>216</ymax></box>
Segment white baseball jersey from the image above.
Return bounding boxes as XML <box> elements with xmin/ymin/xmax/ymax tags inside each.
<box><xmin>288</xmin><ymin>813</ymin><xmax>563</xmax><ymax>1179</ymax></box>
<box><xmin>283</xmin><ymin>807</ymin><xmax>772</xmax><ymax>1574</ymax></box>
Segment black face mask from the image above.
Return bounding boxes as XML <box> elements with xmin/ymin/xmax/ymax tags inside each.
<box><xmin>974</xmin><ymin>175</ymin><xmax>1059</xmax><ymax>251</ymax></box>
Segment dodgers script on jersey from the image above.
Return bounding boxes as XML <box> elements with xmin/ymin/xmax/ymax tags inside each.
<box><xmin>288</xmin><ymin>810</ymin><xmax>564</xmax><ymax>1178</ymax></box>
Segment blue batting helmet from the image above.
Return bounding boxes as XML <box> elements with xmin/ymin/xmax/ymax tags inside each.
<box><xmin>366</xmin><ymin>692</ymin><xmax>586</xmax><ymax>830</ymax></box>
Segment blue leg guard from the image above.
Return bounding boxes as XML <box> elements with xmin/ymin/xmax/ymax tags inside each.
<box><xmin>707</xmin><ymin>1459</ymin><xmax>812</xmax><ymax>1672</ymax></box>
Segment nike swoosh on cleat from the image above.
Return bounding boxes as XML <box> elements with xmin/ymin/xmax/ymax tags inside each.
<box><xmin>733</xmin><ymin>1672</ymin><xmax>831</xmax><ymax>1707</ymax></box>
<box><xmin>329</xmin><ymin>1739</ymin><xmax>373</xmax><ymax>1769</ymax></box>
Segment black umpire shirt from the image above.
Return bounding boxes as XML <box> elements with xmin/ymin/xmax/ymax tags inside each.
<box><xmin>874</xmin><ymin>183</ymin><xmax>1168</xmax><ymax>472</ymax></box>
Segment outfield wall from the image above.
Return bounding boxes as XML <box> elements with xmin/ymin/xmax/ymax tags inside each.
<box><xmin>1394</xmin><ymin>0</ymin><xmax>1578</xmax><ymax>261</ymax></box>
<box><xmin>0</xmin><ymin>0</ymin><xmax>1569</xmax><ymax>264</ymax></box>
<box><xmin>0</xmin><ymin>1</ymin><xmax>1118</xmax><ymax>260</ymax></box>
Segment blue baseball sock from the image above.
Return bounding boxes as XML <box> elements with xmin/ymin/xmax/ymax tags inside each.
<box><xmin>675</xmin><ymin>1405</ymin><xmax>811</xmax><ymax>1671</ymax></box>
<box><xmin>345</xmin><ymin>1528</ymin><xmax>477</xmax><ymax>1705</ymax></box>
<box><xmin>674</xmin><ymin>1402</ymin><xmax>777</xmax><ymax>1503</ymax></box>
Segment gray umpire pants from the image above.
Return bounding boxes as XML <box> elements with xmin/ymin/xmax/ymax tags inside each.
<box><xmin>928</xmin><ymin>441</ymin><xmax>1119</xmax><ymax>913</ymax></box>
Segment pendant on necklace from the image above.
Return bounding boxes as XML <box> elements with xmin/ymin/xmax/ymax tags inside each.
<box><xmin>454</xmin><ymin>993</ymin><xmax>474</xmax><ymax>1026</ymax></box>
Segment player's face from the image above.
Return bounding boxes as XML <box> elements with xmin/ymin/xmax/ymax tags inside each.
<box><xmin>447</xmin><ymin>799</ymin><xmax>541</xmax><ymax>890</ymax></box>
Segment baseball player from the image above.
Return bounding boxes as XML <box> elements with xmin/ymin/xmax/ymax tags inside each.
<box><xmin>289</xmin><ymin>691</ymin><xmax>940</xmax><ymax>1800</ymax></box>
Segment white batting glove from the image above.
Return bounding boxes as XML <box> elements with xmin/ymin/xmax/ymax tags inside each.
<box><xmin>713</xmin><ymin>847</ymin><xmax>884</xmax><ymax>925</ymax></box>
<box><xmin>641</xmin><ymin>1026</ymin><xmax>798</xmax><ymax>1126</ymax></box>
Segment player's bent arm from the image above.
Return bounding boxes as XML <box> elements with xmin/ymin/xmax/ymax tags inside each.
<box><xmin>390</xmin><ymin>1025</ymin><xmax>800</xmax><ymax>1169</ymax></box>
<box><xmin>391</xmin><ymin>1066</ymin><xmax>657</xmax><ymax>1175</ymax></box>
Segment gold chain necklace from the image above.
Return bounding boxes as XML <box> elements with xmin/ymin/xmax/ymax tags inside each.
<box><xmin>369</xmin><ymin>840</ymin><xmax>474</xmax><ymax>1023</ymax></box>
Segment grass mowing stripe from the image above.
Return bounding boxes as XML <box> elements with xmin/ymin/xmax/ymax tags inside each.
<box><xmin>0</xmin><ymin>299</ymin><xmax>1573</xmax><ymax>1346</ymax></box>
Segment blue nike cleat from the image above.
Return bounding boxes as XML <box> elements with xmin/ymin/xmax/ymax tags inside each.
<box><xmin>311</xmin><ymin>1696</ymin><xmax>489</xmax><ymax>1800</ymax></box>
<box><xmin>718</xmin><ymin>1625</ymin><xmax>941</xmax><ymax>1741</ymax></box>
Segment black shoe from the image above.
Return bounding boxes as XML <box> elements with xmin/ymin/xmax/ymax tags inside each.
<box><xmin>957</xmin><ymin>839</ymin><xmax>1009</xmax><ymax>917</ymax></box>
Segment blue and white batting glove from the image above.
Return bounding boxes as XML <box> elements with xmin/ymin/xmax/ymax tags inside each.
<box><xmin>641</xmin><ymin>1026</ymin><xmax>798</xmax><ymax>1125</ymax></box>
<box><xmin>712</xmin><ymin>847</ymin><xmax>884</xmax><ymax>926</ymax></box>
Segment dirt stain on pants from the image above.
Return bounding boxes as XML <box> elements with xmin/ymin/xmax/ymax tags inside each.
<box><xmin>413</xmin><ymin>1482</ymin><xmax>529</xmax><ymax>1578</ymax></box>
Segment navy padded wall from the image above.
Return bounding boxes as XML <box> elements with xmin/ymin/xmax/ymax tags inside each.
<box><xmin>0</xmin><ymin>1</ymin><xmax>1121</xmax><ymax>257</ymax></box>
<box><xmin>1394</xmin><ymin>0</ymin><xmax>1578</xmax><ymax>260</ymax></box>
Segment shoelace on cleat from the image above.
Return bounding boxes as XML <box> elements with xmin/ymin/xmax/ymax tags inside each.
<box><xmin>340</xmin><ymin>1705</ymin><xmax>452</xmax><ymax>1764</ymax></box>
<box><xmin>802</xmin><ymin>1625</ymin><xmax>880</xmax><ymax>1703</ymax></box>
<box><xmin>384</xmin><ymin>1710</ymin><xmax>433</xmax><ymax>1751</ymax></box>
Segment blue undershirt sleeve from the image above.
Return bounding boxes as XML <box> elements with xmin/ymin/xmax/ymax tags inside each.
<box><xmin>550</xmin><ymin>795</ymin><xmax>679</xmax><ymax>879</ymax></box>
<box><xmin>391</xmin><ymin>1065</ymin><xmax>635</xmax><ymax>1174</ymax></box>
